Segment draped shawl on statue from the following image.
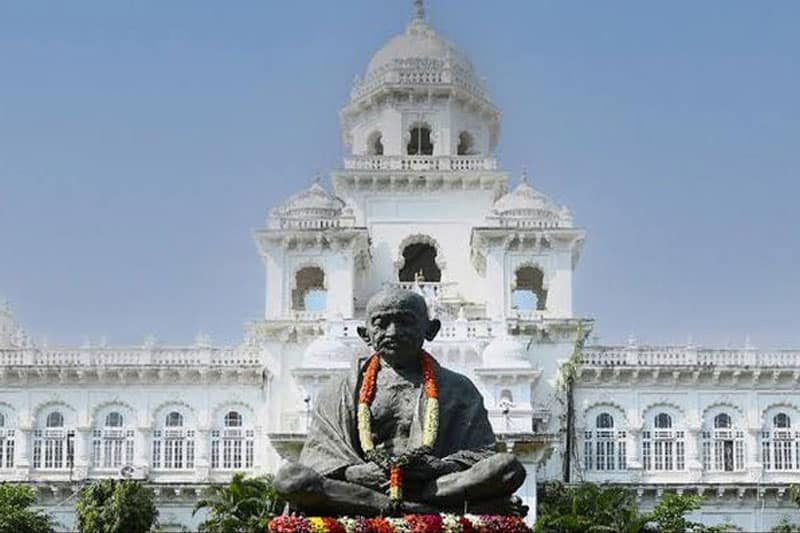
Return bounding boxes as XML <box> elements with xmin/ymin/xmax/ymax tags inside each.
<box><xmin>299</xmin><ymin>357</ymin><xmax>497</xmax><ymax>476</ymax></box>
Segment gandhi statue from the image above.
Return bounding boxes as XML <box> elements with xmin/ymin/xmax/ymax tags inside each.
<box><xmin>275</xmin><ymin>289</ymin><xmax>526</xmax><ymax>516</ymax></box>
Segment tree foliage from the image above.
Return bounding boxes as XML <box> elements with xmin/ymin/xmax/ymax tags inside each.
<box><xmin>76</xmin><ymin>479</ymin><xmax>158</xmax><ymax>533</ymax></box>
<box><xmin>536</xmin><ymin>483</ymin><xmax>736</xmax><ymax>533</ymax></box>
<box><xmin>0</xmin><ymin>483</ymin><xmax>54</xmax><ymax>533</ymax></box>
<box><xmin>535</xmin><ymin>482</ymin><xmax>649</xmax><ymax>533</ymax></box>
<box><xmin>193</xmin><ymin>473</ymin><xmax>285</xmax><ymax>533</ymax></box>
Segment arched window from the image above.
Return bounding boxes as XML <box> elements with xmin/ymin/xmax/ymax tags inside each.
<box><xmin>763</xmin><ymin>412</ymin><xmax>799</xmax><ymax>471</ymax></box>
<box><xmin>0</xmin><ymin>412</ymin><xmax>14</xmax><ymax>469</ymax></box>
<box><xmin>92</xmin><ymin>411</ymin><xmax>134</xmax><ymax>470</ymax></box>
<box><xmin>642</xmin><ymin>412</ymin><xmax>685</xmax><ymax>472</ymax></box>
<box><xmin>702</xmin><ymin>412</ymin><xmax>744</xmax><ymax>472</ymax></box>
<box><xmin>33</xmin><ymin>410</ymin><xmax>75</xmax><ymax>470</ymax></box>
<box><xmin>152</xmin><ymin>410</ymin><xmax>195</xmax><ymax>471</ymax></box>
<box><xmin>511</xmin><ymin>266</ymin><xmax>547</xmax><ymax>313</ymax></box>
<box><xmin>457</xmin><ymin>131</ymin><xmax>476</xmax><ymax>155</ymax></box>
<box><xmin>407</xmin><ymin>124</ymin><xmax>433</xmax><ymax>155</ymax></box>
<box><xmin>367</xmin><ymin>131</ymin><xmax>384</xmax><ymax>156</ymax></box>
<box><xmin>292</xmin><ymin>266</ymin><xmax>327</xmax><ymax>313</ymax></box>
<box><xmin>211</xmin><ymin>410</ymin><xmax>255</xmax><ymax>471</ymax></box>
<box><xmin>398</xmin><ymin>243</ymin><xmax>441</xmax><ymax>283</ymax></box>
<box><xmin>584</xmin><ymin>412</ymin><xmax>627</xmax><ymax>472</ymax></box>
<box><xmin>46</xmin><ymin>412</ymin><xmax>64</xmax><ymax>428</ymax></box>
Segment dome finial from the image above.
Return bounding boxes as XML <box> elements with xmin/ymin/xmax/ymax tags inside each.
<box><xmin>521</xmin><ymin>165</ymin><xmax>529</xmax><ymax>184</ymax></box>
<box><xmin>413</xmin><ymin>0</ymin><xmax>425</xmax><ymax>22</ymax></box>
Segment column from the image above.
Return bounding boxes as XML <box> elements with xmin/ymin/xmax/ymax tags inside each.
<box><xmin>195</xmin><ymin>427</ymin><xmax>210</xmax><ymax>481</ymax></box>
<box><xmin>74</xmin><ymin>426</ymin><xmax>91</xmax><ymax>479</ymax></box>
<box><xmin>135</xmin><ymin>426</ymin><xmax>151</xmax><ymax>477</ymax></box>
<box><xmin>685</xmin><ymin>427</ymin><xmax>703</xmax><ymax>482</ymax></box>
<box><xmin>15</xmin><ymin>427</ymin><xmax>32</xmax><ymax>481</ymax></box>
<box><xmin>746</xmin><ymin>427</ymin><xmax>763</xmax><ymax>482</ymax></box>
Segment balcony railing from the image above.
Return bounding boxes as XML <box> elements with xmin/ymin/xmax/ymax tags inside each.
<box><xmin>0</xmin><ymin>345</ymin><xmax>261</xmax><ymax>368</ymax></box>
<box><xmin>582</xmin><ymin>346</ymin><xmax>800</xmax><ymax>368</ymax></box>
<box><xmin>343</xmin><ymin>155</ymin><xmax>497</xmax><ymax>172</ymax></box>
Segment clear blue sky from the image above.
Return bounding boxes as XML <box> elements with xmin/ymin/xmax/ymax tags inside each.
<box><xmin>1</xmin><ymin>1</ymin><xmax>798</xmax><ymax>348</ymax></box>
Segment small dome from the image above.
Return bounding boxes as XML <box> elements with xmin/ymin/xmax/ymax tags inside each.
<box><xmin>366</xmin><ymin>21</ymin><xmax>474</xmax><ymax>80</ymax></box>
<box><xmin>303</xmin><ymin>335</ymin><xmax>353</xmax><ymax>369</ymax></box>
<box><xmin>492</xmin><ymin>182</ymin><xmax>570</xmax><ymax>226</ymax></box>
<box><xmin>275</xmin><ymin>183</ymin><xmax>345</xmax><ymax>220</ymax></box>
<box><xmin>482</xmin><ymin>335</ymin><xmax>531</xmax><ymax>369</ymax></box>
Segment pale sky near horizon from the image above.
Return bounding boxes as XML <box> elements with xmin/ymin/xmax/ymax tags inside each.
<box><xmin>1</xmin><ymin>1</ymin><xmax>798</xmax><ymax>348</ymax></box>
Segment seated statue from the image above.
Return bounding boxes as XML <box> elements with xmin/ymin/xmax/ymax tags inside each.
<box><xmin>275</xmin><ymin>288</ymin><xmax>526</xmax><ymax>517</ymax></box>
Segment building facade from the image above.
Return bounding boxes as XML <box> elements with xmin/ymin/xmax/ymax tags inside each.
<box><xmin>1</xmin><ymin>2</ymin><xmax>797</xmax><ymax>530</ymax></box>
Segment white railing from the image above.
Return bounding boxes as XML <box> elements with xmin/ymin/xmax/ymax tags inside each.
<box><xmin>582</xmin><ymin>346</ymin><xmax>800</xmax><ymax>368</ymax></box>
<box><xmin>0</xmin><ymin>346</ymin><xmax>261</xmax><ymax>368</ymax></box>
<box><xmin>291</xmin><ymin>311</ymin><xmax>326</xmax><ymax>321</ymax></box>
<box><xmin>350</xmin><ymin>64</ymin><xmax>489</xmax><ymax>101</ymax></box>
<box><xmin>509</xmin><ymin>309</ymin><xmax>546</xmax><ymax>321</ymax></box>
<box><xmin>343</xmin><ymin>155</ymin><xmax>497</xmax><ymax>172</ymax></box>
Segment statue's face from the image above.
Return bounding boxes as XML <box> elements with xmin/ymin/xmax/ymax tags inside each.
<box><xmin>359</xmin><ymin>290</ymin><xmax>440</xmax><ymax>364</ymax></box>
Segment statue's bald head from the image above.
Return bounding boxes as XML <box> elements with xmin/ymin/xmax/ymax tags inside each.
<box><xmin>358</xmin><ymin>288</ymin><xmax>441</xmax><ymax>363</ymax></box>
<box><xmin>365</xmin><ymin>288</ymin><xmax>429</xmax><ymax>324</ymax></box>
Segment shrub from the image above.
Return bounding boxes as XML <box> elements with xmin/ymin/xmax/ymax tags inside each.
<box><xmin>76</xmin><ymin>479</ymin><xmax>159</xmax><ymax>533</ymax></box>
<box><xmin>0</xmin><ymin>482</ymin><xmax>55</xmax><ymax>533</ymax></box>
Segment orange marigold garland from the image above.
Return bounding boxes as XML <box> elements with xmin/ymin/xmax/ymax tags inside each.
<box><xmin>357</xmin><ymin>351</ymin><xmax>439</xmax><ymax>504</ymax></box>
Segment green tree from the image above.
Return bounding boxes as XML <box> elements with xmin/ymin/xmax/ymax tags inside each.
<box><xmin>535</xmin><ymin>482</ymin><xmax>650</xmax><ymax>533</ymax></box>
<box><xmin>648</xmin><ymin>493</ymin><xmax>736</xmax><ymax>533</ymax></box>
<box><xmin>772</xmin><ymin>516</ymin><xmax>800</xmax><ymax>533</ymax></box>
<box><xmin>193</xmin><ymin>473</ymin><xmax>284</xmax><ymax>533</ymax></box>
<box><xmin>0</xmin><ymin>483</ymin><xmax>55</xmax><ymax>533</ymax></box>
<box><xmin>76</xmin><ymin>479</ymin><xmax>158</xmax><ymax>533</ymax></box>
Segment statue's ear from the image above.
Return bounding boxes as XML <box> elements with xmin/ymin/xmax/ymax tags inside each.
<box><xmin>424</xmin><ymin>319</ymin><xmax>441</xmax><ymax>342</ymax></box>
<box><xmin>357</xmin><ymin>326</ymin><xmax>371</xmax><ymax>346</ymax></box>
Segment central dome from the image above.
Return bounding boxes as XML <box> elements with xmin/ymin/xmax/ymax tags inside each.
<box><xmin>365</xmin><ymin>19</ymin><xmax>474</xmax><ymax>80</ymax></box>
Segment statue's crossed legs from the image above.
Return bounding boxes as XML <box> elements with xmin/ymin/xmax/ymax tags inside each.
<box><xmin>275</xmin><ymin>453</ymin><xmax>526</xmax><ymax>517</ymax></box>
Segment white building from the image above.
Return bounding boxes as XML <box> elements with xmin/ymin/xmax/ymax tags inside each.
<box><xmin>1</xmin><ymin>2</ymin><xmax>797</xmax><ymax>530</ymax></box>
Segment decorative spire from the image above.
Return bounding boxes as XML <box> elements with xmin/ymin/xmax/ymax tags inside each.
<box><xmin>413</xmin><ymin>0</ymin><xmax>425</xmax><ymax>22</ymax></box>
<box><xmin>521</xmin><ymin>165</ymin><xmax>529</xmax><ymax>184</ymax></box>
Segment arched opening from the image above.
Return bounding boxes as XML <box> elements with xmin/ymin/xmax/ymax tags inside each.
<box><xmin>457</xmin><ymin>131</ymin><xmax>476</xmax><ymax>155</ymax></box>
<box><xmin>46</xmin><ymin>411</ymin><xmax>64</xmax><ymax>428</ymax></box>
<box><xmin>596</xmin><ymin>413</ymin><xmax>615</xmax><ymax>429</ymax></box>
<box><xmin>93</xmin><ymin>410</ymin><xmax>133</xmax><ymax>470</ymax></box>
<box><xmin>511</xmin><ymin>266</ymin><xmax>547</xmax><ymax>311</ymax></box>
<box><xmin>212</xmin><ymin>410</ymin><xmax>254</xmax><ymax>470</ymax></box>
<box><xmin>642</xmin><ymin>412</ymin><xmax>685</xmax><ymax>472</ymax></box>
<box><xmin>764</xmin><ymin>411</ymin><xmax>799</xmax><ymax>471</ymax></box>
<box><xmin>702</xmin><ymin>412</ymin><xmax>742</xmax><ymax>472</ymax></box>
<box><xmin>0</xmin><ymin>412</ymin><xmax>12</xmax><ymax>469</ymax></box>
<box><xmin>585</xmin><ymin>411</ymin><xmax>626</xmax><ymax>472</ymax></box>
<box><xmin>407</xmin><ymin>124</ymin><xmax>433</xmax><ymax>155</ymax></box>
<box><xmin>165</xmin><ymin>412</ymin><xmax>184</xmax><ymax>427</ymax></box>
<box><xmin>398</xmin><ymin>243</ymin><xmax>441</xmax><ymax>283</ymax></box>
<box><xmin>153</xmin><ymin>410</ymin><xmax>194</xmax><ymax>471</ymax></box>
<box><xmin>224</xmin><ymin>411</ymin><xmax>242</xmax><ymax>427</ymax></box>
<box><xmin>34</xmin><ymin>410</ymin><xmax>75</xmax><ymax>471</ymax></box>
<box><xmin>367</xmin><ymin>131</ymin><xmax>384</xmax><ymax>156</ymax></box>
<box><xmin>292</xmin><ymin>266</ymin><xmax>327</xmax><ymax>312</ymax></box>
<box><xmin>105</xmin><ymin>412</ymin><xmax>123</xmax><ymax>428</ymax></box>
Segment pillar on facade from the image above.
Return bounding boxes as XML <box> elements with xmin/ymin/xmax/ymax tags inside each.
<box><xmin>73</xmin><ymin>426</ymin><xmax>91</xmax><ymax>479</ymax></box>
<box><xmin>15</xmin><ymin>427</ymin><xmax>32</xmax><ymax>480</ymax></box>
<box><xmin>746</xmin><ymin>426</ymin><xmax>763</xmax><ymax>482</ymax></box>
<box><xmin>134</xmin><ymin>426</ymin><xmax>151</xmax><ymax>477</ymax></box>
<box><xmin>685</xmin><ymin>427</ymin><xmax>703</xmax><ymax>482</ymax></box>
<box><xmin>195</xmin><ymin>428</ymin><xmax>210</xmax><ymax>481</ymax></box>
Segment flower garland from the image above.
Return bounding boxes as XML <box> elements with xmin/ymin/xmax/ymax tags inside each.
<box><xmin>357</xmin><ymin>351</ymin><xmax>439</xmax><ymax>503</ymax></box>
<box><xmin>268</xmin><ymin>514</ymin><xmax>532</xmax><ymax>533</ymax></box>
